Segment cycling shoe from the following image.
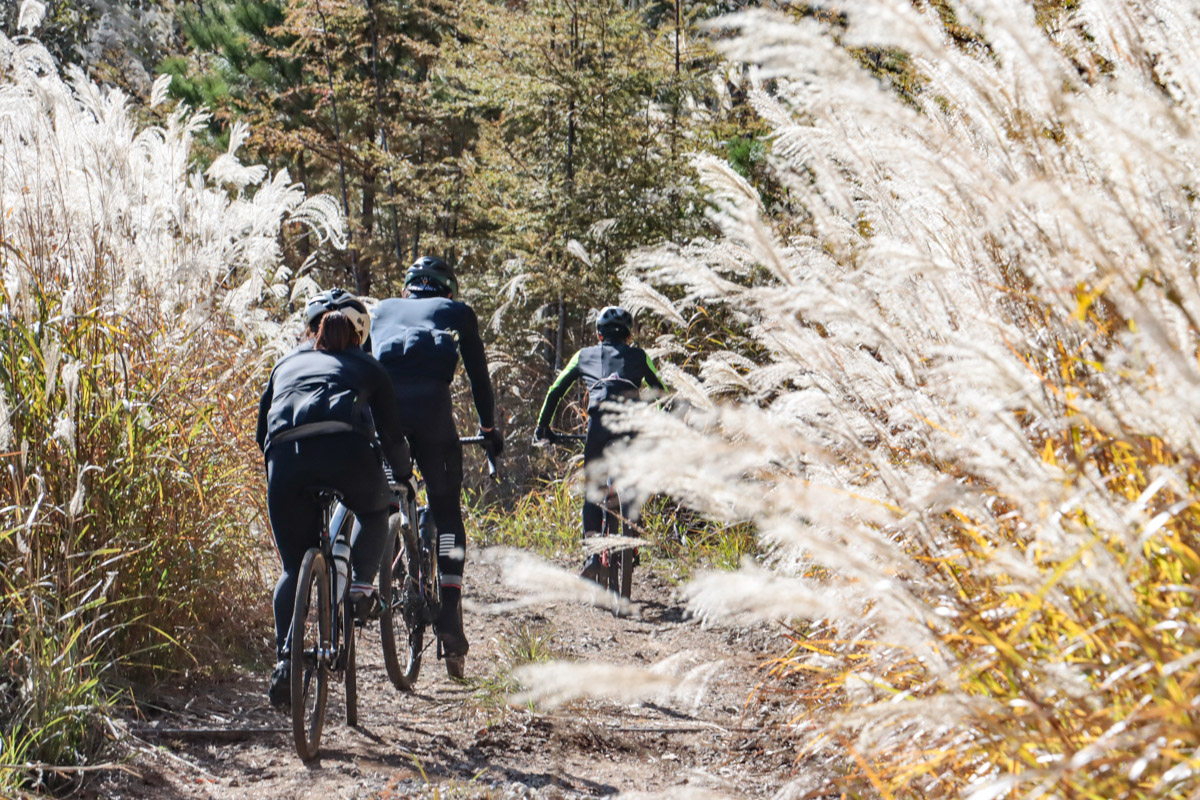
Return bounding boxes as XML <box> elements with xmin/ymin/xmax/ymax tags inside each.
<box><xmin>268</xmin><ymin>660</ymin><xmax>290</xmax><ymax>708</ymax></box>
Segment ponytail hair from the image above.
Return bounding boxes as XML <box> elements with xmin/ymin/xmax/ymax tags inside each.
<box><xmin>314</xmin><ymin>310</ymin><xmax>357</xmax><ymax>352</ymax></box>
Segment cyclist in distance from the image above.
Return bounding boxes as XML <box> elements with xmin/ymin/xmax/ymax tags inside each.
<box><xmin>256</xmin><ymin>294</ymin><xmax>413</xmax><ymax>706</ymax></box>
<box><xmin>532</xmin><ymin>305</ymin><xmax>665</xmax><ymax>581</ymax></box>
<box><xmin>368</xmin><ymin>256</ymin><xmax>503</xmax><ymax>678</ymax></box>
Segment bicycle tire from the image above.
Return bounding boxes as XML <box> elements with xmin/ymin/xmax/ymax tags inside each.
<box><xmin>618</xmin><ymin>510</ymin><xmax>635</xmax><ymax>604</ymax></box>
<box><xmin>605</xmin><ymin>550</ymin><xmax>620</xmax><ymax>594</ymax></box>
<box><xmin>619</xmin><ymin>547</ymin><xmax>634</xmax><ymax>602</ymax></box>
<box><xmin>343</xmin><ymin>596</ymin><xmax>357</xmax><ymax>726</ymax></box>
<box><xmin>380</xmin><ymin>504</ymin><xmax>424</xmax><ymax>690</ymax></box>
<box><xmin>291</xmin><ymin>547</ymin><xmax>330</xmax><ymax>761</ymax></box>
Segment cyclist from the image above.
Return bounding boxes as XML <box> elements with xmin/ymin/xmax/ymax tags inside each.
<box><xmin>368</xmin><ymin>256</ymin><xmax>503</xmax><ymax>678</ymax></box>
<box><xmin>294</xmin><ymin>287</ymin><xmax>360</xmax><ymax>350</ymax></box>
<box><xmin>256</xmin><ymin>294</ymin><xmax>413</xmax><ymax>706</ymax></box>
<box><xmin>532</xmin><ymin>306</ymin><xmax>665</xmax><ymax>581</ymax></box>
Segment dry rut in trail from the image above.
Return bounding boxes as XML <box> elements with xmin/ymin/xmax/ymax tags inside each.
<box><xmin>98</xmin><ymin>555</ymin><xmax>793</xmax><ymax>799</ymax></box>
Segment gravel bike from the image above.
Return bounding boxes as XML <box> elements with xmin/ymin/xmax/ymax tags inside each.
<box><xmin>287</xmin><ymin>488</ymin><xmax>358</xmax><ymax>761</ymax></box>
<box><xmin>379</xmin><ymin>436</ymin><xmax>498</xmax><ymax>689</ymax></box>
<box><xmin>541</xmin><ymin>430</ymin><xmax>637</xmax><ymax>615</ymax></box>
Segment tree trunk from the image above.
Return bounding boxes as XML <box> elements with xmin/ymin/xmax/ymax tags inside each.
<box><xmin>555</xmin><ymin>294</ymin><xmax>566</xmax><ymax>371</ymax></box>
<box><xmin>358</xmin><ymin>168</ymin><xmax>377</xmax><ymax>296</ymax></box>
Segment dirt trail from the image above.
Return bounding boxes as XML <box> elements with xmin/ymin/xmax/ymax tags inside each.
<box><xmin>96</xmin><ymin>555</ymin><xmax>793</xmax><ymax>799</ymax></box>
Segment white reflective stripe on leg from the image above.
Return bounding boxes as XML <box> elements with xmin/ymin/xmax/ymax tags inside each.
<box><xmin>439</xmin><ymin>532</ymin><xmax>457</xmax><ymax>557</ymax></box>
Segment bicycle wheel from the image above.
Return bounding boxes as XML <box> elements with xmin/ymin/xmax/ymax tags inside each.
<box><xmin>605</xmin><ymin>549</ymin><xmax>621</xmax><ymax>594</ymax></box>
<box><xmin>618</xmin><ymin>547</ymin><xmax>634</xmax><ymax>599</ymax></box>
<box><xmin>291</xmin><ymin>547</ymin><xmax>330</xmax><ymax>761</ymax></box>
<box><xmin>343</xmin><ymin>595</ymin><xmax>357</xmax><ymax>726</ymax></box>
<box><xmin>618</xmin><ymin>512</ymin><xmax>635</xmax><ymax>603</ymax></box>
<box><xmin>380</xmin><ymin>506</ymin><xmax>424</xmax><ymax>690</ymax></box>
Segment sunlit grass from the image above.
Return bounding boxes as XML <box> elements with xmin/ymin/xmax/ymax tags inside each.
<box><xmin>467</xmin><ymin>622</ymin><xmax>563</xmax><ymax>717</ymax></box>
<box><xmin>613</xmin><ymin>2</ymin><xmax>1200</xmax><ymax>796</ymax></box>
<box><xmin>466</xmin><ymin>478</ymin><xmax>758</xmax><ymax>584</ymax></box>
<box><xmin>0</xmin><ymin>30</ymin><xmax>329</xmax><ymax>792</ymax></box>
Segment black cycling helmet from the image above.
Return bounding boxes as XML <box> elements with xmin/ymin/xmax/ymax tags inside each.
<box><xmin>404</xmin><ymin>256</ymin><xmax>458</xmax><ymax>299</ymax></box>
<box><xmin>595</xmin><ymin>305</ymin><xmax>633</xmax><ymax>339</ymax></box>
<box><xmin>305</xmin><ymin>288</ymin><xmax>371</xmax><ymax>342</ymax></box>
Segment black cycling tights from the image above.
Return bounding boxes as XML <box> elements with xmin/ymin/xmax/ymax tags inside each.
<box><xmin>582</xmin><ymin>413</ymin><xmax>635</xmax><ymax>537</ymax></box>
<box><xmin>266</xmin><ymin>434</ymin><xmax>391</xmax><ymax>661</ymax></box>
<box><xmin>395</xmin><ymin>385</ymin><xmax>466</xmax><ymax>592</ymax></box>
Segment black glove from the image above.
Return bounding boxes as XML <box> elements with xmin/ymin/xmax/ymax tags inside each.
<box><xmin>480</xmin><ymin>426</ymin><xmax>504</xmax><ymax>457</ymax></box>
<box><xmin>532</xmin><ymin>425</ymin><xmax>553</xmax><ymax>445</ymax></box>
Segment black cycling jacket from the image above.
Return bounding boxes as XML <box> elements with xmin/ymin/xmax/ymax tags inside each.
<box><xmin>536</xmin><ymin>339</ymin><xmax>665</xmax><ymax>428</ymax></box>
<box><xmin>370</xmin><ymin>297</ymin><xmax>496</xmax><ymax>429</ymax></box>
<box><xmin>255</xmin><ymin>345</ymin><xmax>412</xmax><ymax>476</ymax></box>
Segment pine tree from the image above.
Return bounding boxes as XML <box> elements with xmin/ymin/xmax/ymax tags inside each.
<box><xmin>161</xmin><ymin>0</ymin><xmax>485</xmax><ymax>295</ymax></box>
<box><xmin>459</xmin><ymin>0</ymin><xmax>717</xmax><ymax>366</ymax></box>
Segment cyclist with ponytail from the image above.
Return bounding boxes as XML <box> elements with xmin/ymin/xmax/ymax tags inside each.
<box><xmin>256</xmin><ymin>299</ymin><xmax>413</xmax><ymax>706</ymax></box>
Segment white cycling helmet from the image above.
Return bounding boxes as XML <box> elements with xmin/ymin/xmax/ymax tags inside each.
<box><xmin>305</xmin><ymin>288</ymin><xmax>371</xmax><ymax>343</ymax></box>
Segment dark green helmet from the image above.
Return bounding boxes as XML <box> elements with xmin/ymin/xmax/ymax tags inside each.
<box><xmin>404</xmin><ymin>256</ymin><xmax>458</xmax><ymax>299</ymax></box>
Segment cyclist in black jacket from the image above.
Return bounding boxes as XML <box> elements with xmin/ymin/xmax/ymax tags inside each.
<box><xmin>368</xmin><ymin>256</ymin><xmax>502</xmax><ymax>678</ymax></box>
<box><xmin>533</xmin><ymin>306</ymin><xmax>665</xmax><ymax>580</ymax></box>
<box><xmin>257</xmin><ymin>296</ymin><xmax>413</xmax><ymax>706</ymax></box>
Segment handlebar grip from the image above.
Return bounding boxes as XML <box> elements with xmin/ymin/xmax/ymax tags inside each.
<box><xmin>459</xmin><ymin>435</ymin><xmax>500</xmax><ymax>480</ymax></box>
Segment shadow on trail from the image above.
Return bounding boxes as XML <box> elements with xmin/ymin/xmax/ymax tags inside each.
<box><xmin>636</xmin><ymin>599</ymin><xmax>688</xmax><ymax>624</ymax></box>
<box><xmin>309</xmin><ymin>734</ymin><xmax>621</xmax><ymax>797</ymax></box>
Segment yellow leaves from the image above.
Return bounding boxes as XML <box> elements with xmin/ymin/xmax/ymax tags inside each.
<box><xmin>1072</xmin><ymin>277</ymin><xmax>1115</xmax><ymax>323</ymax></box>
<box><xmin>1042</xmin><ymin>436</ymin><xmax>1057</xmax><ymax>465</ymax></box>
<box><xmin>847</xmin><ymin>744</ymin><xmax>896</xmax><ymax>800</ymax></box>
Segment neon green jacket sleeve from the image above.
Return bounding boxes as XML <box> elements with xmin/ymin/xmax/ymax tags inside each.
<box><xmin>536</xmin><ymin>350</ymin><xmax>581</xmax><ymax>428</ymax></box>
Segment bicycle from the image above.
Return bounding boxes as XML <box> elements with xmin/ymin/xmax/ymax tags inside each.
<box><xmin>379</xmin><ymin>436</ymin><xmax>498</xmax><ymax>690</ymax></box>
<box><xmin>539</xmin><ymin>430</ymin><xmax>637</xmax><ymax>616</ymax></box>
<box><xmin>287</xmin><ymin>487</ymin><xmax>359</xmax><ymax>761</ymax></box>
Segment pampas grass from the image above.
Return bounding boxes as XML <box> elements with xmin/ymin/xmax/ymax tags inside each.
<box><xmin>0</xmin><ymin>23</ymin><xmax>339</xmax><ymax>790</ymax></box>
<box><xmin>562</xmin><ymin>0</ymin><xmax>1200</xmax><ymax>796</ymax></box>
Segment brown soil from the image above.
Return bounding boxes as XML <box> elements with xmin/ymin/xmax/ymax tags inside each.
<box><xmin>90</xmin><ymin>555</ymin><xmax>796</xmax><ymax>799</ymax></box>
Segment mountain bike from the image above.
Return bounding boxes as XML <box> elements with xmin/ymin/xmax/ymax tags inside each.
<box><xmin>541</xmin><ymin>430</ymin><xmax>637</xmax><ymax>616</ymax></box>
<box><xmin>379</xmin><ymin>436</ymin><xmax>498</xmax><ymax>690</ymax></box>
<box><xmin>287</xmin><ymin>487</ymin><xmax>358</xmax><ymax>761</ymax></box>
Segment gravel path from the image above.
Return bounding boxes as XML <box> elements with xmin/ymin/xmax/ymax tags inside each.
<box><xmin>91</xmin><ymin>552</ymin><xmax>793</xmax><ymax>799</ymax></box>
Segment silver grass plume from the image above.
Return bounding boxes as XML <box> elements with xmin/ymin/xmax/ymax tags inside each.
<box><xmin>587</xmin><ymin>0</ymin><xmax>1200</xmax><ymax>794</ymax></box>
<box><xmin>0</xmin><ymin>30</ymin><xmax>343</xmax><ymax>330</ymax></box>
<box><xmin>472</xmin><ymin>547</ymin><xmax>629</xmax><ymax>614</ymax></box>
<box><xmin>513</xmin><ymin>650</ymin><xmax>725</xmax><ymax>712</ymax></box>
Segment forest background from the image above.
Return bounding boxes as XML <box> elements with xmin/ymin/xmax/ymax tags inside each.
<box><xmin>11</xmin><ymin>1</ymin><xmax>1200</xmax><ymax>799</ymax></box>
<box><xmin>0</xmin><ymin>0</ymin><xmax>770</xmax><ymax>792</ymax></box>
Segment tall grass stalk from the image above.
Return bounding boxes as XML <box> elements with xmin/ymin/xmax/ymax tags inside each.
<box><xmin>0</xmin><ymin>19</ymin><xmax>340</xmax><ymax>790</ymax></box>
<box><xmin>591</xmin><ymin>1</ymin><xmax>1200</xmax><ymax>796</ymax></box>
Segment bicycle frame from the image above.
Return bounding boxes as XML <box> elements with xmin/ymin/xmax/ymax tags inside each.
<box><xmin>377</xmin><ymin>436</ymin><xmax>499</xmax><ymax>689</ymax></box>
<box><xmin>289</xmin><ymin>493</ymin><xmax>351</xmax><ymax>663</ymax></box>
<box><xmin>288</xmin><ymin>488</ymin><xmax>358</xmax><ymax>761</ymax></box>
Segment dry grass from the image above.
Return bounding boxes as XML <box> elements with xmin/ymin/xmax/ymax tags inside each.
<box><xmin>594</xmin><ymin>1</ymin><xmax>1200</xmax><ymax>797</ymax></box>
<box><xmin>0</xmin><ymin>21</ymin><xmax>338</xmax><ymax>791</ymax></box>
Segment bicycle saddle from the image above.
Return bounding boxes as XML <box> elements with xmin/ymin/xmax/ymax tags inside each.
<box><xmin>309</xmin><ymin>486</ymin><xmax>345</xmax><ymax>504</ymax></box>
